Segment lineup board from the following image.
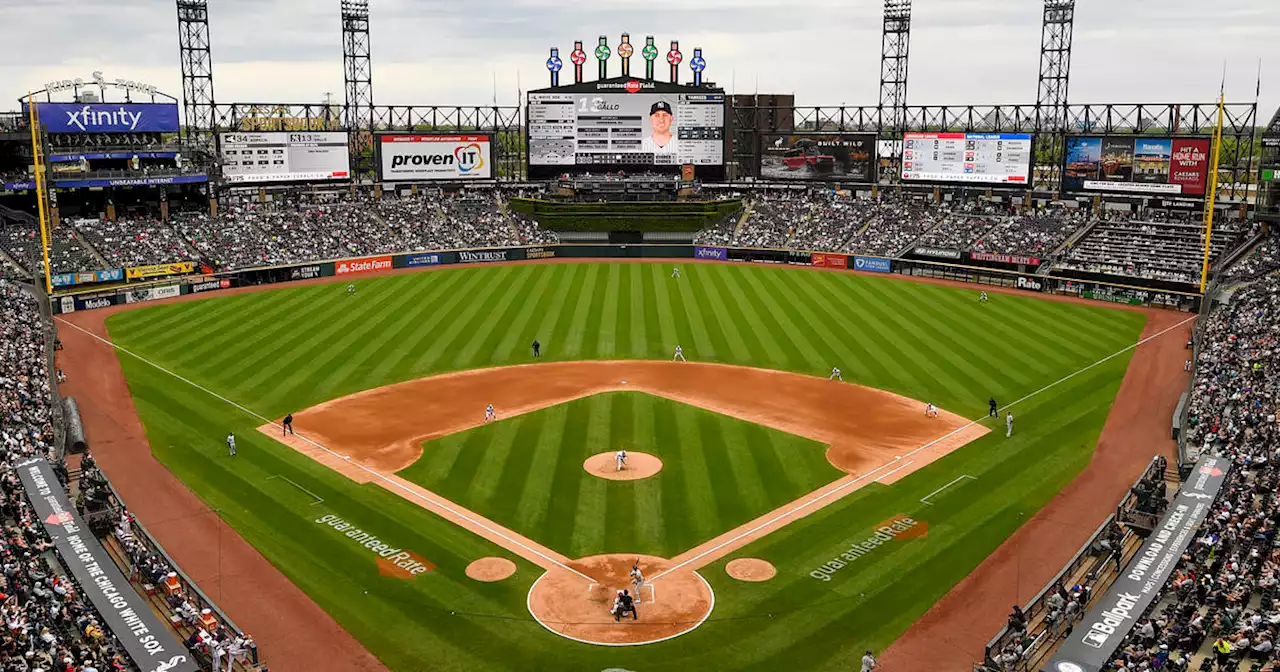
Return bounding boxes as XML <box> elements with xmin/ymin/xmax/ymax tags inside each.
<box><xmin>219</xmin><ymin>132</ymin><xmax>350</xmax><ymax>183</ymax></box>
<box><xmin>527</xmin><ymin>92</ymin><xmax>724</xmax><ymax>167</ymax></box>
<box><xmin>901</xmin><ymin>132</ymin><xmax>1032</xmax><ymax>185</ymax></box>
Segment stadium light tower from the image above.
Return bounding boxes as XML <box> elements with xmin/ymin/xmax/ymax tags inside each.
<box><xmin>1036</xmin><ymin>0</ymin><xmax>1075</xmax><ymax>132</ymax></box>
<box><xmin>176</xmin><ymin>0</ymin><xmax>216</xmax><ymax>157</ymax></box>
<box><xmin>878</xmin><ymin>0</ymin><xmax>912</xmax><ymax>133</ymax></box>
<box><xmin>341</xmin><ymin>0</ymin><xmax>375</xmax><ymax>181</ymax></box>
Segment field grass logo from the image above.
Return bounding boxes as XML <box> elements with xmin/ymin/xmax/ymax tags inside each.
<box><xmin>455</xmin><ymin>143</ymin><xmax>485</xmax><ymax>173</ymax></box>
<box><xmin>809</xmin><ymin>516</ymin><xmax>926</xmax><ymax>582</ymax></box>
<box><xmin>315</xmin><ymin>514</ymin><xmax>434</xmax><ymax>580</ymax></box>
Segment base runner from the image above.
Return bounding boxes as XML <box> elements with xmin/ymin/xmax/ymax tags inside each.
<box><xmin>485</xmin><ymin>404</ymin><xmax>496</xmax><ymax>423</ymax></box>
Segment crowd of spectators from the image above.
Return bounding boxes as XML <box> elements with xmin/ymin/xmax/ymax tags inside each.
<box><xmin>972</xmin><ymin>207</ymin><xmax>1092</xmax><ymax>259</ymax></box>
<box><xmin>0</xmin><ymin>213</ymin><xmax>99</xmax><ymax>276</ymax></box>
<box><xmin>1058</xmin><ymin>212</ymin><xmax>1248</xmax><ymax>285</ymax></box>
<box><xmin>1100</xmin><ymin>275</ymin><xmax>1279</xmax><ymax>671</ymax></box>
<box><xmin>73</xmin><ymin>216</ymin><xmax>195</xmax><ymax>269</ymax></box>
<box><xmin>1223</xmin><ymin>231</ymin><xmax>1280</xmax><ymax>282</ymax></box>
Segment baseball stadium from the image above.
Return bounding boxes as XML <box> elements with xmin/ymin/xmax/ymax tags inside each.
<box><xmin>0</xmin><ymin>2</ymin><xmax>1277</xmax><ymax>672</ymax></box>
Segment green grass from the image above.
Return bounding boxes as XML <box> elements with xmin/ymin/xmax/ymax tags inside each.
<box><xmin>104</xmin><ymin>262</ymin><xmax>1149</xmax><ymax>671</ymax></box>
<box><xmin>397</xmin><ymin>391</ymin><xmax>842</xmax><ymax>559</ymax></box>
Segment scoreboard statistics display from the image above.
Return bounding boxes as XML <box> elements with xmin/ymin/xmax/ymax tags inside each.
<box><xmin>902</xmin><ymin>132</ymin><xmax>1033</xmax><ymax>185</ymax></box>
<box><xmin>218</xmin><ymin>132</ymin><xmax>350</xmax><ymax>184</ymax></box>
<box><xmin>527</xmin><ymin>91</ymin><xmax>725</xmax><ymax>167</ymax></box>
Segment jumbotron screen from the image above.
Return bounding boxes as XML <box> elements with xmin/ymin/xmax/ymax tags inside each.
<box><xmin>218</xmin><ymin>132</ymin><xmax>350</xmax><ymax>184</ymax></box>
<box><xmin>527</xmin><ymin>90</ymin><xmax>725</xmax><ymax>167</ymax></box>
<box><xmin>901</xmin><ymin>132</ymin><xmax>1033</xmax><ymax>185</ymax></box>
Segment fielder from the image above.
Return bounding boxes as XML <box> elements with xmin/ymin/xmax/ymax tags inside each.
<box><xmin>979</xmin><ymin>291</ymin><xmax>989</xmax><ymax>303</ymax></box>
<box><xmin>925</xmin><ymin>403</ymin><xmax>938</xmax><ymax>418</ymax></box>
<box><xmin>226</xmin><ymin>432</ymin><xmax>236</xmax><ymax>457</ymax></box>
<box><xmin>616</xmin><ymin>449</ymin><xmax>628</xmax><ymax>472</ymax></box>
<box><xmin>630</xmin><ymin>561</ymin><xmax>646</xmax><ymax>598</ymax></box>
<box><xmin>485</xmin><ymin>404</ymin><xmax>496</xmax><ymax>423</ymax></box>
<box><xmin>347</xmin><ymin>283</ymin><xmax>356</xmax><ymax>296</ymax></box>
<box><xmin>829</xmin><ymin>367</ymin><xmax>843</xmax><ymax>382</ymax></box>
<box><xmin>1006</xmin><ymin>412</ymin><xmax>1014</xmax><ymax>438</ymax></box>
<box><xmin>673</xmin><ymin>345</ymin><xmax>686</xmax><ymax>362</ymax></box>
<box><xmin>672</xmin><ymin>267</ymin><xmax>681</xmax><ymax>279</ymax></box>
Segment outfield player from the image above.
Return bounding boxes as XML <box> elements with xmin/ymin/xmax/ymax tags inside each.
<box><xmin>226</xmin><ymin>432</ymin><xmax>236</xmax><ymax>457</ymax></box>
<box><xmin>616</xmin><ymin>449</ymin><xmax>628</xmax><ymax>472</ymax></box>
<box><xmin>347</xmin><ymin>283</ymin><xmax>356</xmax><ymax>296</ymax></box>
<box><xmin>673</xmin><ymin>345</ymin><xmax>686</xmax><ymax>362</ymax></box>
<box><xmin>630</xmin><ymin>561</ymin><xmax>645</xmax><ymax>597</ymax></box>
<box><xmin>1006</xmin><ymin>412</ymin><xmax>1014</xmax><ymax>437</ymax></box>
<box><xmin>829</xmin><ymin>366</ymin><xmax>843</xmax><ymax>382</ymax></box>
<box><xmin>672</xmin><ymin>266</ymin><xmax>681</xmax><ymax>279</ymax></box>
<box><xmin>485</xmin><ymin>404</ymin><xmax>496</xmax><ymax>423</ymax></box>
<box><xmin>980</xmin><ymin>291</ymin><xmax>989</xmax><ymax>303</ymax></box>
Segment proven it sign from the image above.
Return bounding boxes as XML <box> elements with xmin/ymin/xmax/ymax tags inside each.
<box><xmin>378</xmin><ymin>134</ymin><xmax>492</xmax><ymax>181</ymax></box>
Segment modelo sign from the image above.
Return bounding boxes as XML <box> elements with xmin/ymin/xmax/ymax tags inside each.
<box><xmin>378</xmin><ymin>134</ymin><xmax>492</xmax><ymax>181</ymax></box>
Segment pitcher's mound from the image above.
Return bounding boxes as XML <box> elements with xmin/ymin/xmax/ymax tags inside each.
<box><xmin>583</xmin><ymin>452</ymin><xmax>663</xmax><ymax>481</ymax></box>
<box><xmin>725</xmin><ymin>558</ymin><xmax>776</xmax><ymax>582</ymax></box>
<box><xmin>465</xmin><ymin>557</ymin><xmax>516</xmax><ymax>582</ymax></box>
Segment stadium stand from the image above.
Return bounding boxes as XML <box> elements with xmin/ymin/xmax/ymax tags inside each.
<box><xmin>73</xmin><ymin>215</ymin><xmax>196</xmax><ymax>269</ymax></box>
<box><xmin>0</xmin><ymin>208</ymin><xmax>99</xmax><ymax>275</ymax></box>
<box><xmin>1057</xmin><ymin>212</ymin><xmax>1248</xmax><ymax>285</ymax></box>
<box><xmin>972</xmin><ymin>207</ymin><xmax>1091</xmax><ymax>258</ymax></box>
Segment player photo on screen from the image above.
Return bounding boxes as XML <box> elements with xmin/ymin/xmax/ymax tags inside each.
<box><xmin>641</xmin><ymin>99</ymin><xmax>678</xmax><ymax>161</ymax></box>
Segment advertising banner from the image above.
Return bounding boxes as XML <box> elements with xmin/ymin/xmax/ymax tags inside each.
<box><xmin>526</xmin><ymin>246</ymin><xmax>557</xmax><ymax>260</ymax></box>
<box><xmin>759</xmin><ymin>133</ymin><xmax>876</xmax><ymax>182</ymax></box>
<box><xmin>125</xmin><ymin>284</ymin><xmax>181</xmax><ymax>304</ymax></box>
<box><xmin>74</xmin><ymin>294</ymin><xmax>118</xmax><ymax>311</ymax></box>
<box><xmin>26</xmin><ymin>103</ymin><xmax>181</xmax><ymax>133</ymax></box>
<box><xmin>51</xmin><ymin>268</ymin><xmax>124</xmax><ymax>287</ymax></box>
<box><xmin>188</xmin><ymin>278</ymin><xmax>232</xmax><ymax>294</ymax></box>
<box><xmin>126</xmin><ymin>261</ymin><xmax>194</xmax><ymax>280</ymax></box>
<box><xmin>811</xmin><ymin>253</ymin><xmax>848</xmax><ymax>269</ymax></box>
<box><xmin>852</xmin><ymin>256</ymin><xmax>892</xmax><ymax>273</ymax></box>
<box><xmin>694</xmin><ymin>246</ymin><xmax>728</xmax><ymax>261</ymax></box>
<box><xmin>15</xmin><ymin>458</ymin><xmax>199</xmax><ymax>672</ymax></box>
<box><xmin>1064</xmin><ymin>136</ymin><xmax>1210</xmax><ymax>196</ymax></box>
<box><xmin>59</xmin><ymin>297</ymin><xmax>75</xmax><ymax>314</ymax></box>
<box><xmin>288</xmin><ymin>264</ymin><xmax>329</xmax><ymax>281</ymax></box>
<box><xmin>458</xmin><ymin>249</ymin><xmax>514</xmax><ymax>264</ymax></box>
<box><xmin>970</xmin><ymin>251</ymin><xmax>1042</xmax><ymax>266</ymax></box>
<box><xmin>1014</xmin><ymin>276</ymin><xmax>1046</xmax><ymax>292</ymax></box>
<box><xmin>377</xmin><ymin>134</ymin><xmax>493</xmax><ymax>181</ymax></box>
<box><xmin>1046</xmin><ymin>457</ymin><xmax>1229</xmax><ymax>672</ymax></box>
<box><xmin>912</xmin><ymin>246</ymin><xmax>963</xmax><ymax>260</ymax></box>
<box><xmin>403</xmin><ymin>252</ymin><xmax>444</xmax><ymax>267</ymax></box>
<box><xmin>335</xmin><ymin>256</ymin><xmax>393</xmax><ymax>275</ymax></box>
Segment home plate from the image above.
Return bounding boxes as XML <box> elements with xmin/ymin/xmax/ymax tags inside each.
<box><xmin>621</xmin><ymin>380</ymin><xmax>628</xmax><ymax>385</ymax></box>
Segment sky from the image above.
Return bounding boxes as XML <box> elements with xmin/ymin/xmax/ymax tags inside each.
<box><xmin>1</xmin><ymin>0</ymin><xmax>1277</xmax><ymax>121</ymax></box>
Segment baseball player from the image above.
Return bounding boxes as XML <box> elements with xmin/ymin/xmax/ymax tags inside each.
<box><xmin>672</xmin><ymin>266</ymin><xmax>681</xmax><ymax>279</ymax></box>
<box><xmin>829</xmin><ymin>366</ymin><xmax>843</xmax><ymax>382</ymax></box>
<box><xmin>673</xmin><ymin>345</ymin><xmax>686</xmax><ymax>362</ymax></box>
<box><xmin>226</xmin><ymin>432</ymin><xmax>236</xmax><ymax>457</ymax></box>
<box><xmin>347</xmin><ymin>283</ymin><xmax>356</xmax><ymax>297</ymax></box>
<box><xmin>925</xmin><ymin>403</ymin><xmax>938</xmax><ymax>418</ymax></box>
<box><xmin>612</xmin><ymin>589</ymin><xmax>638</xmax><ymax>621</ymax></box>
<box><xmin>1006</xmin><ymin>412</ymin><xmax>1014</xmax><ymax>438</ymax></box>
<box><xmin>979</xmin><ymin>291</ymin><xmax>989</xmax><ymax>303</ymax></box>
<box><xmin>282</xmin><ymin>413</ymin><xmax>294</xmax><ymax>436</ymax></box>
<box><xmin>616</xmin><ymin>449</ymin><xmax>628</xmax><ymax>472</ymax></box>
<box><xmin>630</xmin><ymin>561</ymin><xmax>645</xmax><ymax>598</ymax></box>
<box><xmin>485</xmin><ymin>404</ymin><xmax>496</xmax><ymax>423</ymax></box>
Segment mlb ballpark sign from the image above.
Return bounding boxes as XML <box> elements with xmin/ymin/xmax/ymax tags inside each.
<box><xmin>26</xmin><ymin>103</ymin><xmax>180</xmax><ymax>133</ymax></box>
<box><xmin>378</xmin><ymin>134</ymin><xmax>493</xmax><ymax>181</ymax></box>
<box><xmin>1046</xmin><ymin>456</ymin><xmax>1229</xmax><ymax>672</ymax></box>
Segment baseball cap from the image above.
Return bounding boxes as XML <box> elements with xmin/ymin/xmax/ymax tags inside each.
<box><xmin>650</xmin><ymin>101</ymin><xmax>672</xmax><ymax>115</ymax></box>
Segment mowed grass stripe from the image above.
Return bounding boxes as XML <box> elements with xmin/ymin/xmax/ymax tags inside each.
<box><xmin>648</xmin><ymin>264</ymin><xmax>686</xmax><ymax>357</ymax></box>
<box><xmin>733</xmin><ymin>268</ymin><xmax>825</xmax><ymax>368</ymax></box>
<box><xmin>624</xmin><ymin>264</ymin><xmax>648</xmax><ymax>357</ymax></box>
<box><xmin>774</xmin><ymin>270</ymin><xmax>891</xmax><ymax>382</ymax></box>
<box><xmin>668</xmin><ymin>267</ymin><xmax>718</xmax><ymax>360</ymax></box>
<box><xmin>630</xmin><ymin>393</ymin><xmax>666</xmax><ymax>552</ymax></box>
<box><xmin>556</xmin><ymin>264</ymin><xmax>603</xmax><ymax>358</ymax></box>
<box><xmin>491</xmin><ymin>265</ymin><xmax>562</xmax><ymax>362</ymax></box>
<box><xmin>692</xmin><ymin>265</ymin><xmax>754</xmax><ymax>362</ymax></box>
<box><xmin>160</xmin><ymin>286</ymin><xmax>324</xmax><ymax>372</ymax></box>
<box><xmin>594</xmin><ymin>264</ymin><xmax>623</xmax><ymax>358</ymax></box>
<box><xmin>510</xmin><ymin>401</ymin><xmax>570</xmax><ymax>534</ymax></box>
<box><xmin>383</xmin><ymin>269</ymin><xmax>506</xmax><ymax>374</ymax></box>
<box><xmin>530</xmin><ymin>264</ymin><xmax>584</xmax><ymax>362</ymax></box>
<box><xmin>362</xmin><ymin>269</ymin><xmax>478</xmax><ymax>381</ymax></box>
<box><xmin>451</xmin><ymin>265</ymin><xmax>542</xmax><ymax>367</ymax></box>
<box><xmin>407</xmin><ymin>267</ymin><xmax>517</xmax><ymax>372</ymax></box>
<box><xmin>712</xmin><ymin>266</ymin><xmax>792</xmax><ymax>371</ymax></box>
<box><xmin>570</xmin><ymin>394</ymin><xmax>612</xmax><ymax>556</ymax></box>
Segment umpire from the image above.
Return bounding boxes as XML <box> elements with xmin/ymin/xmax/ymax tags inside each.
<box><xmin>283</xmin><ymin>413</ymin><xmax>295</xmax><ymax>436</ymax></box>
<box><xmin>988</xmin><ymin>397</ymin><xmax>998</xmax><ymax>418</ymax></box>
<box><xmin>532</xmin><ymin>339</ymin><xmax>541</xmax><ymax>358</ymax></box>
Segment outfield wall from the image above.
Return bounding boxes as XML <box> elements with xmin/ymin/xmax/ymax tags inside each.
<box><xmin>48</xmin><ymin>244</ymin><xmax>1204</xmax><ymax>314</ymax></box>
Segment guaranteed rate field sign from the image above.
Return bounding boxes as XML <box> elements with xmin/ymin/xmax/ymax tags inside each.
<box><xmin>377</xmin><ymin>134</ymin><xmax>492</xmax><ymax>181</ymax></box>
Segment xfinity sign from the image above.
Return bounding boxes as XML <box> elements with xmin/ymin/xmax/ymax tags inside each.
<box><xmin>28</xmin><ymin>103</ymin><xmax>180</xmax><ymax>134</ymax></box>
<box><xmin>378</xmin><ymin>134</ymin><xmax>493</xmax><ymax>181</ymax></box>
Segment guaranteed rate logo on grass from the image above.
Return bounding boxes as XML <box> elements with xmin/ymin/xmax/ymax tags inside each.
<box><xmin>315</xmin><ymin>514</ymin><xmax>435</xmax><ymax>580</ymax></box>
<box><xmin>809</xmin><ymin>516</ymin><xmax>927</xmax><ymax>582</ymax></box>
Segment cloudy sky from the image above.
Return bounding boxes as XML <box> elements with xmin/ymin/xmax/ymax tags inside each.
<box><xmin>1</xmin><ymin>0</ymin><xmax>1277</xmax><ymax>118</ymax></box>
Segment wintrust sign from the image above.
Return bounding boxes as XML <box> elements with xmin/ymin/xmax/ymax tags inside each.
<box><xmin>336</xmin><ymin>256</ymin><xmax>393</xmax><ymax>275</ymax></box>
<box><xmin>378</xmin><ymin>135</ymin><xmax>493</xmax><ymax>181</ymax></box>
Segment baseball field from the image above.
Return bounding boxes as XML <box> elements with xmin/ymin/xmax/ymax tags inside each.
<box><xmin>75</xmin><ymin>261</ymin><xmax>1152</xmax><ymax>670</ymax></box>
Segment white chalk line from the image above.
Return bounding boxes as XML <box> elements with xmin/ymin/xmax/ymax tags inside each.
<box><xmin>266</xmin><ymin>474</ymin><xmax>325</xmax><ymax>505</ymax></box>
<box><xmin>875</xmin><ymin>460</ymin><xmax>915</xmax><ymax>484</ymax></box>
<box><xmin>920</xmin><ymin>474</ymin><xmax>976</xmax><ymax>506</ymax></box>
<box><xmin>647</xmin><ymin>314</ymin><xmax>1196</xmax><ymax>584</ymax></box>
<box><xmin>55</xmin><ymin>317</ymin><xmax>597</xmax><ymax>585</ymax></box>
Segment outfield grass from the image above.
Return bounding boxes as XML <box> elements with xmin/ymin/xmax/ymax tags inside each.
<box><xmin>397</xmin><ymin>391</ymin><xmax>842</xmax><ymax>559</ymax></box>
<box><xmin>104</xmin><ymin>262</ymin><xmax>1148</xmax><ymax>671</ymax></box>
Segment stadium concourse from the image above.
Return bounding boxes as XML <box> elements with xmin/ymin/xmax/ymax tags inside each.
<box><xmin>1</xmin><ymin>282</ymin><xmax>261</xmax><ymax>671</ymax></box>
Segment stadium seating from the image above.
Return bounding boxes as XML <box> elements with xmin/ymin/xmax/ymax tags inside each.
<box><xmin>73</xmin><ymin>215</ymin><xmax>196</xmax><ymax>268</ymax></box>
<box><xmin>1057</xmin><ymin>213</ymin><xmax>1248</xmax><ymax>285</ymax></box>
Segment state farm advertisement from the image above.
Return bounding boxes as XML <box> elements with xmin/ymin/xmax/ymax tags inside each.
<box><xmin>336</xmin><ymin>256</ymin><xmax>392</xmax><ymax>275</ymax></box>
<box><xmin>377</xmin><ymin>134</ymin><xmax>493</xmax><ymax>182</ymax></box>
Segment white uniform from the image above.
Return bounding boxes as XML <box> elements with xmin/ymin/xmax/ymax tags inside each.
<box><xmin>829</xmin><ymin>367</ymin><xmax>842</xmax><ymax>382</ymax></box>
<box><xmin>485</xmin><ymin>404</ymin><xmax>496</xmax><ymax>423</ymax></box>
<box><xmin>673</xmin><ymin>346</ymin><xmax>686</xmax><ymax>362</ymax></box>
<box><xmin>980</xmin><ymin>291</ymin><xmax>989</xmax><ymax>303</ymax></box>
<box><xmin>630</xmin><ymin>565</ymin><xmax>645</xmax><ymax>596</ymax></box>
<box><xmin>641</xmin><ymin>134</ymin><xmax>678</xmax><ymax>162</ymax></box>
<box><xmin>226</xmin><ymin>433</ymin><xmax>236</xmax><ymax>457</ymax></box>
<box><xmin>926</xmin><ymin>403</ymin><xmax>937</xmax><ymax>418</ymax></box>
<box><xmin>616</xmin><ymin>450</ymin><xmax>627</xmax><ymax>472</ymax></box>
<box><xmin>672</xmin><ymin>267</ymin><xmax>681</xmax><ymax>279</ymax></box>
<box><xmin>1006</xmin><ymin>412</ymin><xmax>1014</xmax><ymax>437</ymax></box>
<box><xmin>347</xmin><ymin>284</ymin><xmax>356</xmax><ymax>296</ymax></box>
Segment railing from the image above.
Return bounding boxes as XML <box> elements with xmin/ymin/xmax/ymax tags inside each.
<box><xmin>1177</xmin><ymin>279</ymin><xmax>1218</xmax><ymax>477</ymax></box>
<box><xmin>1115</xmin><ymin>456</ymin><xmax>1169</xmax><ymax>530</ymax></box>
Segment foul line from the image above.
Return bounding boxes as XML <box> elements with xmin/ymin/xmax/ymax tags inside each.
<box><xmin>920</xmin><ymin>474</ymin><xmax>975</xmax><ymax>506</ymax></box>
<box><xmin>55</xmin><ymin>317</ymin><xmax>597</xmax><ymax>585</ymax></box>
<box><xmin>875</xmin><ymin>460</ymin><xmax>914</xmax><ymax>484</ymax></box>
<box><xmin>266</xmin><ymin>474</ymin><xmax>324</xmax><ymax>505</ymax></box>
<box><xmin>647</xmin><ymin>314</ymin><xmax>1196</xmax><ymax>584</ymax></box>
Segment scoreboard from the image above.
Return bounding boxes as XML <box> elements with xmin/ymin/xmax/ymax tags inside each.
<box><xmin>219</xmin><ymin>132</ymin><xmax>350</xmax><ymax>184</ymax></box>
<box><xmin>902</xmin><ymin>132</ymin><xmax>1033</xmax><ymax>185</ymax></box>
<box><xmin>527</xmin><ymin>91</ymin><xmax>725</xmax><ymax>167</ymax></box>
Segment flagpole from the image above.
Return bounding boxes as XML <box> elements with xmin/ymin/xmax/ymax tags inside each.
<box><xmin>27</xmin><ymin>94</ymin><xmax>54</xmax><ymax>295</ymax></box>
